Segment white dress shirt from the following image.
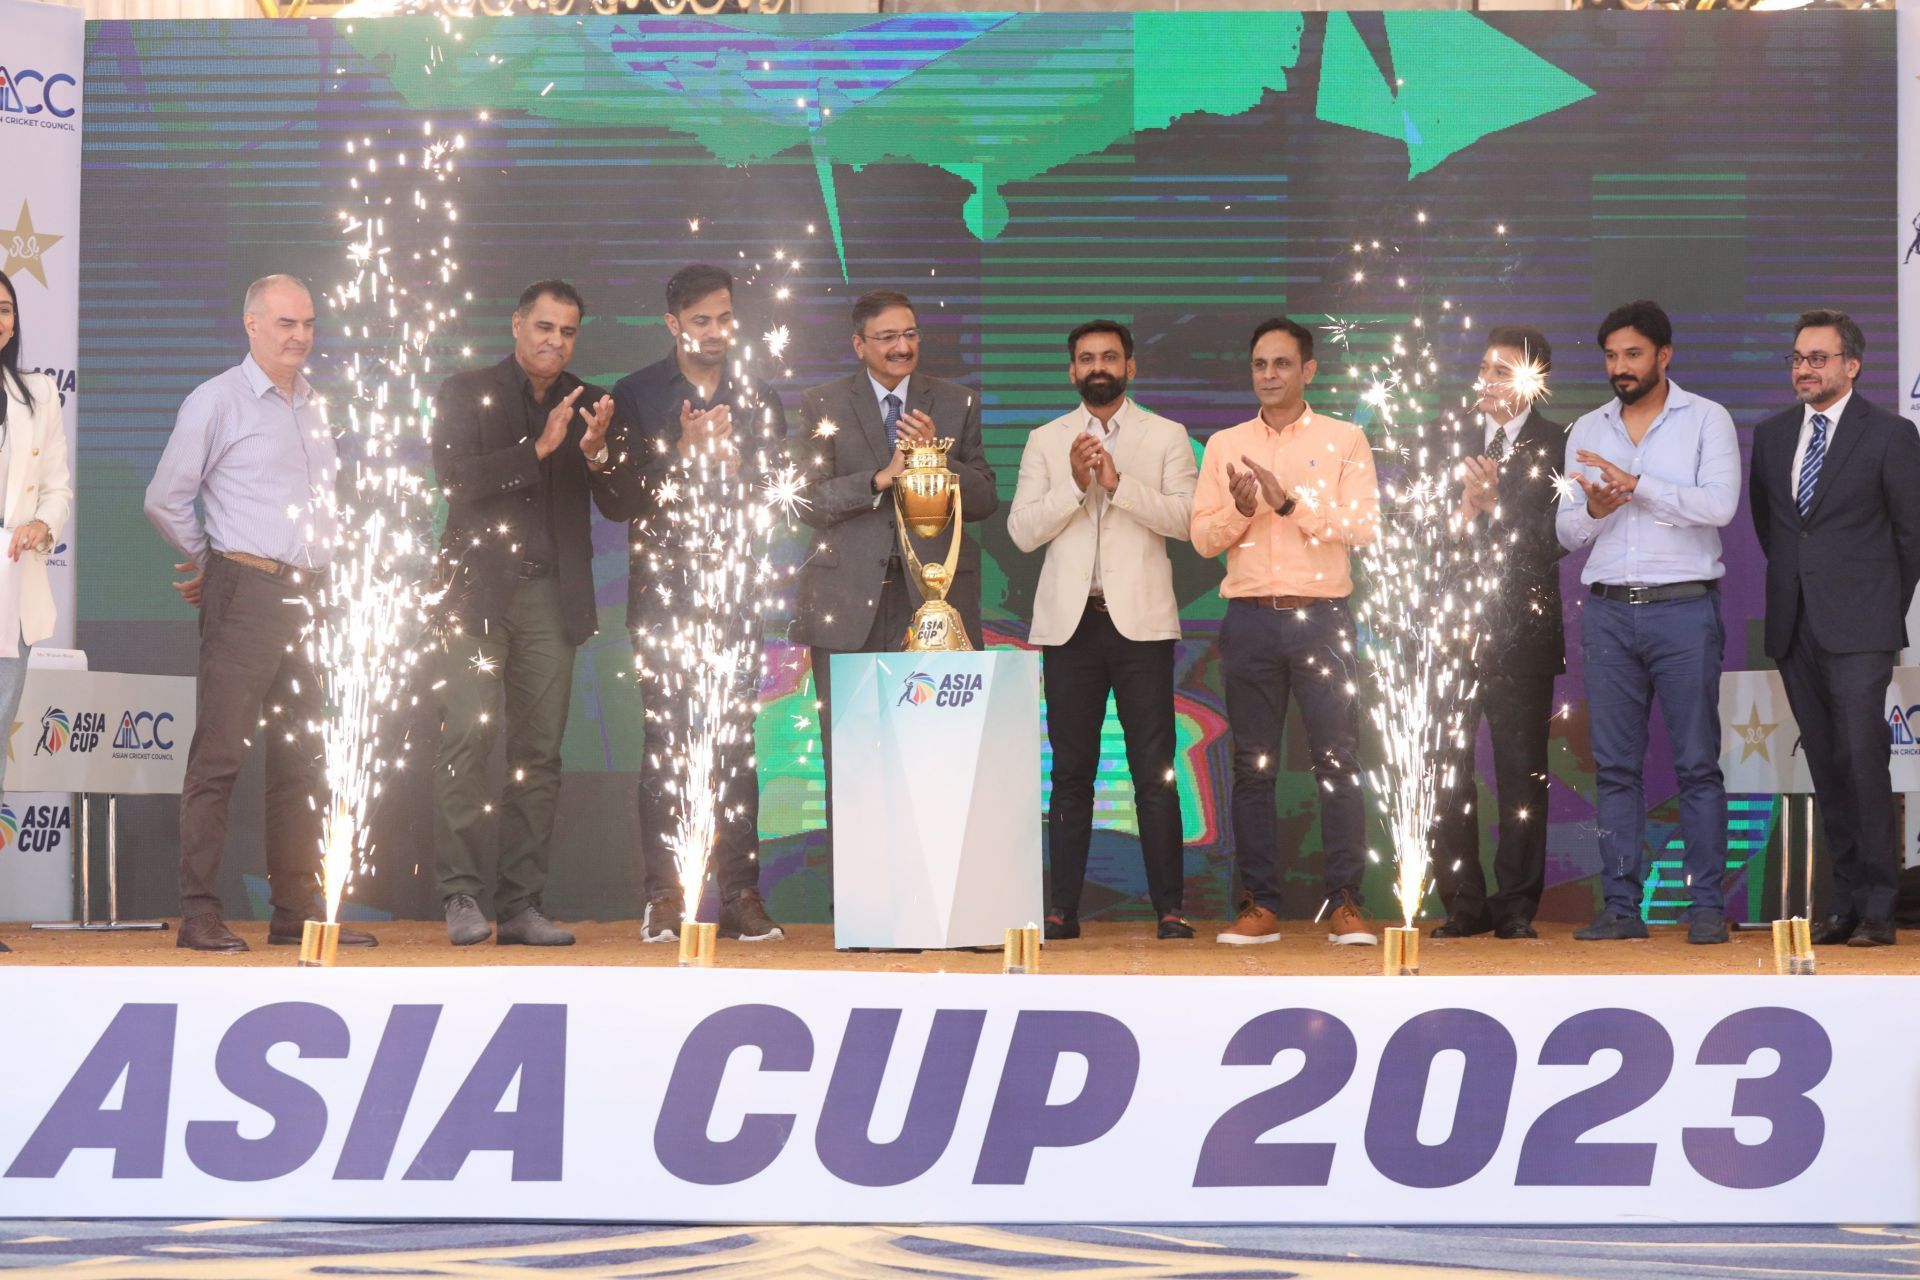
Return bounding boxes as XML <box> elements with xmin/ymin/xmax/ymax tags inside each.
<box><xmin>1484</xmin><ymin>408</ymin><xmax>1527</xmax><ymax>455</ymax></box>
<box><xmin>1789</xmin><ymin>389</ymin><xmax>1852</xmax><ymax>498</ymax></box>
<box><xmin>1076</xmin><ymin>409</ymin><xmax>1121</xmax><ymax>593</ymax></box>
<box><xmin>869</xmin><ymin>373</ymin><xmax>909</xmax><ymax>428</ymax></box>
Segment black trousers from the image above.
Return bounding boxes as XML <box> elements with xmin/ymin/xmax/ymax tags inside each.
<box><xmin>1429</xmin><ymin>667</ymin><xmax>1556</xmax><ymax>926</ymax></box>
<box><xmin>632</xmin><ymin>621</ymin><xmax>761</xmax><ymax>906</ymax></box>
<box><xmin>1778</xmin><ymin>608</ymin><xmax>1898</xmax><ymax>923</ymax></box>
<box><xmin>1042</xmin><ymin>602</ymin><xmax>1185</xmax><ymax>920</ymax></box>
<box><xmin>808</xmin><ymin>570</ymin><xmax>917</xmax><ymax>860</ymax></box>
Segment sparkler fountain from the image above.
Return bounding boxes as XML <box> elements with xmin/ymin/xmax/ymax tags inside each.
<box><xmin>299</xmin><ymin>121</ymin><xmax>467</xmax><ymax>965</ymax></box>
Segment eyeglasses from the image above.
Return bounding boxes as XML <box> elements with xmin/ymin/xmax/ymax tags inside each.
<box><xmin>860</xmin><ymin>328</ymin><xmax>919</xmax><ymax>344</ymax></box>
<box><xmin>1784</xmin><ymin>352</ymin><xmax>1842</xmax><ymax>369</ymax></box>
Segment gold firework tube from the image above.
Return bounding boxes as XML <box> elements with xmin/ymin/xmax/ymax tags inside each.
<box><xmin>298</xmin><ymin>920</ymin><xmax>340</xmax><ymax>968</ymax></box>
<box><xmin>1791</xmin><ymin>916</ymin><xmax>1815</xmax><ymax>976</ymax></box>
<box><xmin>678</xmin><ymin>921</ymin><xmax>718</xmax><ymax>968</ymax></box>
<box><xmin>1383</xmin><ymin>926</ymin><xmax>1420</xmax><ymax>977</ymax></box>
<box><xmin>1003</xmin><ymin>925</ymin><xmax>1040</xmax><ymax>974</ymax></box>
<box><xmin>1772</xmin><ymin>919</ymin><xmax>1794</xmax><ymax>975</ymax></box>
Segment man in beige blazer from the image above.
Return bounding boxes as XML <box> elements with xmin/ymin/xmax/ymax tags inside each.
<box><xmin>1008</xmin><ymin>320</ymin><xmax>1197</xmax><ymax>941</ymax></box>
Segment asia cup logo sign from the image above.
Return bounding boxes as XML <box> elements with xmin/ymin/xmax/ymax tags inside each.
<box><xmin>0</xmin><ymin>804</ymin><xmax>16</xmax><ymax>852</ymax></box>
<box><xmin>896</xmin><ymin>672</ymin><xmax>937</xmax><ymax>707</ymax></box>
<box><xmin>34</xmin><ymin>707</ymin><xmax>68</xmax><ymax>755</ymax></box>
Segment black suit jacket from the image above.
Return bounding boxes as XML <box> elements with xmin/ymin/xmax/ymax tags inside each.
<box><xmin>1750</xmin><ymin>392</ymin><xmax>1920</xmax><ymax>658</ymax></box>
<box><xmin>792</xmin><ymin>369</ymin><xmax>998</xmax><ymax>650</ymax></box>
<box><xmin>1468</xmin><ymin>409</ymin><xmax>1570</xmax><ymax>676</ymax></box>
<box><xmin>432</xmin><ymin>356</ymin><xmax>644</xmax><ymax>648</ymax></box>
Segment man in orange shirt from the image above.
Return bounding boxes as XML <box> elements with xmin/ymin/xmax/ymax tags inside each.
<box><xmin>1191</xmin><ymin>317</ymin><xmax>1381</xmax><ymax>946</ymax></box>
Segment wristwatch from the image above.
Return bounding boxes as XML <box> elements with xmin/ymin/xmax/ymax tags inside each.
<box><xmin>1276</xmin><ymin>494</ymin><xmax>1297</xmax><ymax>518</ymax></box>
<box><xmin>588</xmin><ymin>443</ymin><xmax>611</xmax><ymax>467</ymax></box>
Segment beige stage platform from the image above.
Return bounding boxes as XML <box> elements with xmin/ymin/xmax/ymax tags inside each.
<box><xmin>0</xmin><ymin>919</ymin><xmax>1913</xmax><ymax>976</ymax></box>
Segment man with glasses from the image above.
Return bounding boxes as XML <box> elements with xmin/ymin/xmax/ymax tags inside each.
<box><xmin>793</xmin><ymin>290</ymin><xmax>997</xmax><ymax>858</ymax></box>
<box><xmin>1557</xmin><ymin>300</ymin><xmax>1739</xmax><ymax>945</ymax></box>
<box><xmin>1750</xmin><ymin>309</ymin><xmax>1920</xmax><ymax>948</ymax></box>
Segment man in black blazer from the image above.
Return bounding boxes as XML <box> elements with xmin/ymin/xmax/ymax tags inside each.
<box><xmin>430</xmin><ymin>279</ymin><xmax>642</xmax><ymax>947</ymax></box>
<box><xmin>1750</xmin><ymin>308</ymin><xmax>1920</xmax><ymax>948</ymax></box>
<box><xmin>793</xmin><ymin>290</ymin><xmax>997</xmax><ymax>853</ymax></box>
<box><xmin>1431</xmin><ymin>325</ymin><xmax>1568</xmax><ymax>940</ymax></box>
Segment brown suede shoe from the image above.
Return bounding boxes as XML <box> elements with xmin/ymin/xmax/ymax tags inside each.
<box><xmin>266</xmin><ymin>911</ymin><xmax>379</xmax><ymax>948</ymax></box>
<box><xmin>1216</xmin><ymin>902</ymin><xmax>1282</xmax><ymax>946</ymax></box>
<box><xmin>1326</xmin><ymin>894</ymin><xmax>1378</xmax><ymax>946</ymax></box>
<box><xmin>178</xmin><ymin>912</ymin><xmax>248</xmax><ymax>953</ymax></box>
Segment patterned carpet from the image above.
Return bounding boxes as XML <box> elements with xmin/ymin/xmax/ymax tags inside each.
<box><xmin>0</xmin><ymin>1220</ymin><xmax>1915</xmax><ymax>1278</ymax></box>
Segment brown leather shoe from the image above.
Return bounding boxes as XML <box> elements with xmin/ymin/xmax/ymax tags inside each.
<box><xmin>178</xmin><ymin>912</ymin><xmax>248</xmax><ymax>953</ymax></box>
<box><xmin>1216</xmin><ymin>902</ymin><xmax>1282</xmax><ymax>946</ymax></box>
<box><xmin>267</xmin><ymin>911</ymin><xmax>378</xmax><ymax>947</ymax></box>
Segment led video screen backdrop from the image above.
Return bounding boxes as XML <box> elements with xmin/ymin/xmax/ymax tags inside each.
<box><xmin>72</xmin><ymin>12</ymin><xmax>1896</xmax><ymax>924</ymax></box>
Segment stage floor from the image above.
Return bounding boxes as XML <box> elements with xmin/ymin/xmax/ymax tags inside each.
<box><xmin>0</xmin><ymin>919</ymin><xmax>1912</xmax><ymax>975</ymax></box>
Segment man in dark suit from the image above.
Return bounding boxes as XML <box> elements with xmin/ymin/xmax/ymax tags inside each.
<box><xmin>793</xmin><ymin>289</ymin><xmax>998</xmax><ymax>851</ymax></box>
<box><xmin>611</xmin><ymin>263</ymin><xmax>787</xmax><ymax>947</ymax></box>
<box><xmin>1430</xmin><ymin>325</ymin><xmax>1569</xmax><ymax>940</ymax></box>
<box><xmin>1750</xmin><ymin>308</ymin><xmax>1920</xmax><ymax>948</ymax></box>
<box><xmin>430</xmin><ymin>279</ymin><xmax>642</xmax><ymax>947</ymax></box>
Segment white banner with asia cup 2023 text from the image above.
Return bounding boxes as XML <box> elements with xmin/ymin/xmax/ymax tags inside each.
<box><xmin>0</xmin><ymin>968</ymin><xmax>1916</xmax><ymax>1224</ymax></box>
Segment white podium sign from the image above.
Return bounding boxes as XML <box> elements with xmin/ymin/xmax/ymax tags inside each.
<box><xmin>830</xmin><ymin>650</ymin><xmax>1042</xmax><ymax>950</ymax></box>
<box><xmin>1720</xmin><ymin>667</ymin><xmax>1920</xmax><ymax>794</ymax></box>
<box><xmin>6</xmin><ymin>669</ymin><xmax>195</xmax><ymax>795</ymax></box>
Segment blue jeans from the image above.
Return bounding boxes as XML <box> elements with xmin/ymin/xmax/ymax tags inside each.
<box><xmin>1581</xmin><ymin>590</ymin><xmax>1727</xmax><ymax>919</ymax></box>
<box><xmin>0</xmin><ymin>643</ymin><xmax>31</xmax><ymax>794</ymax></box>
<box><xmin>1220</xmin><ymin>598</ymin><xmax>1366</xmax><ymax>913</ymax></box>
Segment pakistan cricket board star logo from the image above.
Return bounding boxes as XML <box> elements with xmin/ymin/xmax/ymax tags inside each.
<box><xmin>3</xmin><ymin>200</ymin><xmax>64</xmax><ymax>289</ymax></box>
<box><xmin>1734</xmin><ymin>704</ymin><xmax>1778</xmax><ymax>763</ymax></box>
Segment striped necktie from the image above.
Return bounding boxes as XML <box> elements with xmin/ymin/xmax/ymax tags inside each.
<box><xmin>1796</xmin><ymin>412</ymin><xmax>1829</xmax><ymax>518</ymax></box>
<box><xmin>883</xmin><ymin>393</ymin><xmax>902</xmax><ymax>451</ymax></box>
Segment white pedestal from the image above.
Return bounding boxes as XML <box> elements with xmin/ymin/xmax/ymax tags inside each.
<box><xmin>830</xmin><ymin>649</ymin><xmax>1042</xmax><ymax>950</ymax></box>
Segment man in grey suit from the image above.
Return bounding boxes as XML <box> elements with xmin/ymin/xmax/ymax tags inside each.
<box><xmin>1750</xmin><ymin>308</ymin><xmax>1920</xmax><ymax>948</ymax></box>
<box><xmin>793</xmin><ymin>289</ymin><xmax>998</xmax><ymax>852</ymax></box>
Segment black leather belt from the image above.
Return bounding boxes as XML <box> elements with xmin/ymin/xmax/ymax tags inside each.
<box><xmin>1236</xmin><ymin>594</ymin><xmax>1344</xmax><ymax>610</ymax></box>
<box><xmin>1590</xmin><ymin>581</ymin><xmax>1710</xmax><ymax>605</ymax></box>
<box><xmin>517</xmin><ymin>560</ymin><xmax>557</xmax><ymax>580</ymax></box>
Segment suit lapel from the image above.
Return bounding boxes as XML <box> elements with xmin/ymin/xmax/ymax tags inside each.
<box><xmin>842</xmin><ymin>372</ymin><xmax>890</xmax><ymax>466</ymax></box>
<box><xmin>1804</xmin><ymin>396</ymin><xmax>1869</xmax><ymax>520</ymax></box>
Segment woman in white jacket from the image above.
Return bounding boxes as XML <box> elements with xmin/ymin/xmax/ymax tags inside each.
<box><xmin>0</xmin><ymin>270</ymin><xmax>74</xmax><ymax>785</ymax></box>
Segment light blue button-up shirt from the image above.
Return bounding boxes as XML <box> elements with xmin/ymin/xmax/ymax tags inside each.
<box><xmin>144</xmin><ymin>354</ymin><xmax>339</xmax><ymax>569</ymax></box>
<box><xmin>1555</xmin><ymin>379</ymin><xmax>1740</xmax><ymax>586</ymax></box>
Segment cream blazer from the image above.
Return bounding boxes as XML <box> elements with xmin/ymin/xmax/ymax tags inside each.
<box><xmin>1007</xmin><ymin>399</ymin><xmax>1197</xmax><ymax>646</ymax></box>
<box><xmin>1</xmin><ymin>370</ymin><xmax>73</xmax><ymax>646</ymax></box>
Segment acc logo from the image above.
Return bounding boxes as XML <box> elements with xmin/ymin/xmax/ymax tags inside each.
<box><xmin>113</xmin><ymin>709</ymin><xmax>175</xmax><ymax>753</ymax></box>
<box><xmin>895</xmin><ymin>672</ymin><xmax>936</xmax><ymax>707</ymax></box>
<box><xmin>1888</xmin><ymin>704</ymin><xmax>1920</xmax><ymax>755</ymax></box>
<box><xmin>0</xmin><ymin>66</ymin><xmax>79</xmax><ymax>119</ymax></box>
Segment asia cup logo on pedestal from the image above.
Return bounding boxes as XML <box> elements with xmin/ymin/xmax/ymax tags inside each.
<box><xmin>0</xmin><ymin>801</ymin><xmax>68</xmax><ymax>853</ymax></box>
<box><xmin>896</xmin><ymin>672</ymin><xmax>937</xmax><ymax>707</ymax></box>
<box><xmin>0</xmin><ymin>804</ymin><xmax>17</xmax><ymax>852</ymax></box>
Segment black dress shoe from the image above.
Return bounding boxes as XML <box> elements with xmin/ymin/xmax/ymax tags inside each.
<box><xmin>1810</xmin><ymin>915</ymin><xmax>1860</xmax><ymax>945</ymax></box>
<box><xmin>1431</xmin><ymin>914</ymin><xmax>1491</xmax><ymax>939</ymax></box>
<box><xmin>1157</xmin><ymin>915</ymin><xmax>1196</xmax><ymax>940</ymax></box>
<box><xmin>178</xmin><ymin>912</ymin><xmax>249</xmax><ymax>953</ymax></box>
<box><xmin>1044</xmin><ymin>915</ymin><xmax>1080</xmax><ymax>941</ymax></box>
<box><xmin>267</xmin><ymin>911</ymin><xmax>379</xmax><ymax>947</ymax></box>
<box><xmin>0</xmin><ymin>938</ymin><xmax>11</xmax><ymax>953</ymax></box>
<box><xmin>1848</xmin><ymin>918</ymin><xmax>1897</xmax><ymax>947</ymax></box>
<box><xmin>1495</xmin><ymin>917</ymin><xmax>1539</xmax><ymax>940</ymax></box>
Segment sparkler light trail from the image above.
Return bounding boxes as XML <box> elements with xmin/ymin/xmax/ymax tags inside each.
<box><xmin>307</xmin><ymin>120</ymin><xmax>466</xmax><ymax>924</ymax></box>
<box><xmin>634</xmin><ymin>335</ymin><xmax>799</xmax><ymax>931</ymax></box>
<box><xmin>1328</xmin><ymin>250</ymin><xmax>1507</xmax><ymax>930</ymax></box>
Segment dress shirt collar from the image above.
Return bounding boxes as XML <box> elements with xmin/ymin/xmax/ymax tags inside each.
<box><xmin>1256</xmin><ymin>402</ymin><xmax>1313</xmax><ymax>438</ymax></box>
<box><xmin>503</xmin><ymin>354</ymin><xmax>577</xmax><ymax>407</ymax></box>
<box><xmin>1083</xmin><ymin>397</ymin><xmax>1130</xmax><ymax>442</ymax></box>
<box><xmin>1485</xmin><ymin>407</ymin><xmax>1528</xmax><ymax>448</ymax></box>
<box><xmin>870</xmin><ymin>373</ymin><xmax>909</xmax><ymax>416</ymax></box>
<box><xmin>1597</xmin><ymin>378</ymin><xmax>1695</xmax><ymax>430</ymax></box>
<box><xmin>241</xmin><ymin>353</ymin><xmax>311</xmax><ymax>407</ymax></box>
<box><xmin>1803</xmin><ymin>390</ymin><xmax>1851</xmax><ymax>431</ymax></box>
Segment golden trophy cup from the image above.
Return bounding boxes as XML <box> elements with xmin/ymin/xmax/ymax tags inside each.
<box><xmin>895</xmin><ymin>437</ymin><xmax>972</xmax><ymax>652</ymax></box>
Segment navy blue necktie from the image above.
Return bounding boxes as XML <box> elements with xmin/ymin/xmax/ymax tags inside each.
<box><xmin>1796</xmin><ymin>412</ymin><xmax>1829</xmax><ymax>518</ymax></box>
<box><xmin>883</xmin><ymin>393</ymin><xmax>902</xmax><ymax>451</ymax></box>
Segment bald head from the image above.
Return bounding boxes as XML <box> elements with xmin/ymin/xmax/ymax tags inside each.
<box><xmin>242</xmin><ymin>275</ymin><xmax>314</xmax><ymax>391</ymax></box>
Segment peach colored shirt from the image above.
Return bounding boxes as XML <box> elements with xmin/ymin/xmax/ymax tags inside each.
<box><xmin>1189</xmin><ymin>404</ymin><xmax>1379</xmax><ymax>599</ymax></box>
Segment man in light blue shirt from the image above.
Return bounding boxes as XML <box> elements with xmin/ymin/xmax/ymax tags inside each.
<box><xmin>1555</xmin><ymin>300</ymin><xmax>1739</xmax><ymax>945</ymax></box>
<box><xmin>145</xmin><ymin>274</ymin><xmax>373</xmax><ymax>954</ymax></box>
